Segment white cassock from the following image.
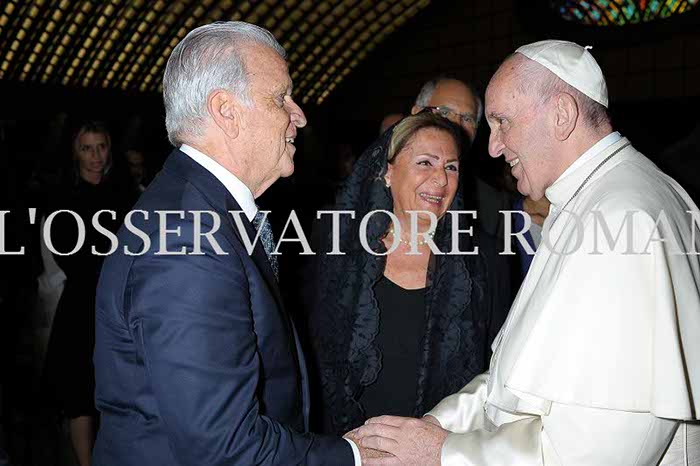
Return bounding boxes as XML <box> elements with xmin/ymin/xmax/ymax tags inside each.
<box><xmin>428</xmin><ymin>133</ymin><xmax>700</xmax><ymax>465</ymax></box>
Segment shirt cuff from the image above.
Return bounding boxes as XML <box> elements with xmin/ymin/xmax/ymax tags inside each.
<box><xmin>345</xmin><ymin>438</ymin><xmax>362</xmax><ymax>466</ymax></box>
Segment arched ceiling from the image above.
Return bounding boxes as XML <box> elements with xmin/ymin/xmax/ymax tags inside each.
<box><xmin>0</xmin><ymin>0</ymin><xmax>430</xmax><ymax>105</ymax></box>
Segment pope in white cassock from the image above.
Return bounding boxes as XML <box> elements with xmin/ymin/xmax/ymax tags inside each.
<box><xmin>351</xmin><ymin>40</ymin><xmax>700</xmax><ymax>465</ymax></box>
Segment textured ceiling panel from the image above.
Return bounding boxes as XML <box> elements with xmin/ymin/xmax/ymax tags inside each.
<box><xmin>0</xmin><ymin>0</ymin><xmax>430</xmax><ymax>104</ymax></box>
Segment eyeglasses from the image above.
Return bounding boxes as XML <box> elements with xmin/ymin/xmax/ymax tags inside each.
<box><xmin>422</xmin><ymin>106</ymin><xmax>478</xmax><ymax>128</ymax></box>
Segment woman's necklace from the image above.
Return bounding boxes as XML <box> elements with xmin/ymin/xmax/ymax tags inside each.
<box><xmin>388</xmin><ymin>227</ymin><xmax>435</xmax><ymax>246</ymax></box>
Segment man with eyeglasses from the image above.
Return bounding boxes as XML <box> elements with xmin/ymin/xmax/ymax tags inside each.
<box><xmin>411</xmin><ymin>78</ymin><xmax>482</xmax><ymax>144</ymax></box>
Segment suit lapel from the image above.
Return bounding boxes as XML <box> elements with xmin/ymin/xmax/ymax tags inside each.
<box><xmin>162</xmin><ymin>150</ymin><xmax>283</xmax><ymax>307</ymax></box>
<box><xmin>223</xmin><ymin>198</ymin><xmax>311</xmax><ymax>429</ymax></box>
<box><xmin>165</xmin><ymin>149</ymin><xmax>310</xmax><ymax>428</ymax></box>
<box><xmin>222</xmin><ymin>195</ymin><xmax>286</xmax><ymax>308</ymax></box>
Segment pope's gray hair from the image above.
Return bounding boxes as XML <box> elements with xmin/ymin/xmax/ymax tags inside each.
<box><xmin>163</xmin><ymin>21</ymin><xmax>286</xmax><ymax>146</ymax></box>
<box><xmin>510</xmin><ymin>53</ymin><xmax>610</xmax><ymax>130</ymax></box>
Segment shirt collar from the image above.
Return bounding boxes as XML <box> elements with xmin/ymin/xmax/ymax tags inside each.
<box><xmin>180</xmin><ymin>144</ymin><xmax>257</xmax><ymax>222</ymax></box>
<box><xmin>545</xmin><ymin>131</ymin><xmax>622</xmax><ymax>208</ymax></box>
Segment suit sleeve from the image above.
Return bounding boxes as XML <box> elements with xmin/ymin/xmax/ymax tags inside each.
<box><xmin>125</xmin><ymin>220</ymin><xmax>352</xmax><ymax>466</ymax></box>
<box><xmin>428</xmin><ymin>376</ymin><xmax>678</xmax><ymax>465</ymax></box>
<box><xmin>426</xmin><ymin>373</ymin><xmax>490</xmax><ymax>433</ymax></box>
<box><xmin>436</xmin><ymin>402</ymin><xmax>678</xmax><ymax>466</ymax></box>
<box><xmin>427</xmin><ymin>375</ymin><xmax>542</xmax><ymax>466</ymax></box>
<box><xmin>426</xmin><ymin>373</ymin><xmax>543</xmax><ymax>465</ymax></box>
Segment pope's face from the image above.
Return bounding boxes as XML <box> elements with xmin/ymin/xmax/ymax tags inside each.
<box><xmin>485</xmin><ymin>66</ymin><xmax>554</xmax><ymax>201</ymax></box>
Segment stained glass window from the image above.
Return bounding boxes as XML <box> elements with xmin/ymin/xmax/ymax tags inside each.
<box><xmin>554</xmin><ymin>0</ymin><xmax>699</xmax><ymax>25</ymax></box>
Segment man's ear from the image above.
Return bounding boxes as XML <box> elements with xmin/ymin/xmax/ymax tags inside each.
<box><xmin>207</xmin><ymin>90</ymin><xmax>240</xmax><ymax>139</ymax></box>
<box><xmin>410</xmin><ymin>105</ymin><xmax>421</xmax><ymax>116</ymax></box>
<box><xmin>553</xmin><ymin>93</ymin><xmax>578</xmax><ymax>141</ymax></box>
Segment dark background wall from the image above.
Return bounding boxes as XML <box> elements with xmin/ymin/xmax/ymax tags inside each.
<box><xmin>1</xmin><ymin>0</ymin><xmax>699</xmax><ymax>203</ymax></box>
<box><xmin>323</xmin><ymin>0</ymin><xmax>700</xmax><ymax>118</ymax></box>
<box><xmin>314</xmin><ymin>0</ymin><xmax>700</xmax><ymax>177</ymax></box>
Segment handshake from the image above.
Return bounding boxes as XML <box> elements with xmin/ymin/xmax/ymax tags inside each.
<box><xmin>342</xmin><ymin>415</ymin><xmax>448</xmax><ymax>466</ymax></box>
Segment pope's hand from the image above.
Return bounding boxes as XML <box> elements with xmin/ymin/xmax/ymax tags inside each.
<box><xmin>353</xmin><ymin>415</ymin><xmax>449</xmax><ymax>466</ymax></box>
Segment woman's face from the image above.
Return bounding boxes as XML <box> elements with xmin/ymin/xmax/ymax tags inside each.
<box><xmin>75</xmin><ymin>131</ymin><xmax>109</xmax><ymax>179</ymax></box>
<box><xmin>385</xmin><ymin>128</ymin><xmax>460</xmax><ymax>228</ymax></box>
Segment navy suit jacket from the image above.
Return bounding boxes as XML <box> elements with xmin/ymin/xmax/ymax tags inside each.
<box><xmin>93</xmin><ymin>149</ymin><xmax>353</xmax><ymax>465</ymax></box>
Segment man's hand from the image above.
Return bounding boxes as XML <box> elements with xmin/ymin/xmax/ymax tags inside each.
<box><xmin>353</xmin><ymin>416</ymin><xmax>449</xmax><ymax>466</ymax></box>
<box><xmin>344</xmin><ymin>428</ymin><xmax>395</xmax><ymax>461</ymax></box>
<box><xmin>523</xmin><ymin>196</ymin><xmax>551</xmax><ymax>226</ymax></box>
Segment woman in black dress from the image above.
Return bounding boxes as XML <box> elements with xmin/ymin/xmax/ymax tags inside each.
<box><xmin>308</xmin><ymin>112</ymin><xmax>511</xmax><ymax>435</ymax></box>
<box><xmin>43</xmin><ymin>122</ymin><xmax>125</xmax><ymax>466</ymax></box>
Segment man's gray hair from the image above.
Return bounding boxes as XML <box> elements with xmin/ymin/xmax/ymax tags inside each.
<box><xmin>163</xmin><ymin>21</ymin><xmax>286</xmax><ymax>146</ymax></box>
<box><xmin>511</xmin><ymin>53</ymin><xmax>610</xmax><ymax>130</ymax></box>
<box><xmin>414</xmin><ymin>77</ymin><xmax>484</xmax><ymax>125</ymax></box>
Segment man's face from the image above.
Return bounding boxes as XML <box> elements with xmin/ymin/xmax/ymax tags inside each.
<box><xmin>485</xmin><ymin>66</ymin><xmax>553</xmax><ymax>200</ymax></box>
<box><xmin>240</xmin><ymin>44</ymin><xmax>306</xmax><ymax>184</ymax></box>
<box><xmin>415</xmin><ymin>79</ymin><xmax>479</xmax><ymax>143</ymax></box>
<box><xmin>75</xmin><ymin>132</ymin><xmax>109</xmax><ymax>177</ymax></box>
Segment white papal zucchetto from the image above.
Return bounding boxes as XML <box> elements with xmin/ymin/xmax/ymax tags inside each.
<box><xmin>516</xmin><ymin>39</ymin><xmax>609</xmax><ymax>108</ymax></box>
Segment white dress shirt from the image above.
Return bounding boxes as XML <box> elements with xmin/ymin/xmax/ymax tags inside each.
<box><xmin>180</xmin><ymin>144</ymin><xmax>257</xmax><ymax>221</ymax></box>
<box><xmin>180</xmin><ymin>144</ymin><xmax>363</xmax><ymax>465</ymax></box>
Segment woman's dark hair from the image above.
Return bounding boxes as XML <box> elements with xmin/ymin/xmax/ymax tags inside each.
<box><xmin>387</xmin><ymin>112</ymin><xmax>464</xmax><ymax>165</ymax></box>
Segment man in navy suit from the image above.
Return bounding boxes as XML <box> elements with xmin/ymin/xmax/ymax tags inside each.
<box><xmin>93</xmin><ymin>22</ymin><xmax>360</xmax><ymax>465</ymax></box>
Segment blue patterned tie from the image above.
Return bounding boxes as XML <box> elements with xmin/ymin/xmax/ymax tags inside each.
<box><xmin>252</xmin><ymin>211</ymin><xmax>279</xmax><ymax>281</ymax></box>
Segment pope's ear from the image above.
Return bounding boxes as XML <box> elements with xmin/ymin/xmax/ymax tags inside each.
<box><xmin>208</xmin><ymin>90</ymin><xmax>240</xmax><ymax>139</ymax></box>
<box><xmin>410</xmin><ymin>105</ymin><xmax>421</xmax><ymax>116</ymax></box>
<box><xmin>553</xmin><ymin>92</ymin><xmax>578</xmax><ymax>141</ymax></box>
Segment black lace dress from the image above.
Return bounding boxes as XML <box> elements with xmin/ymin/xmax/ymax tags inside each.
<box><xmin>306</xmin><ymin>128</ymin><xmax>512</xmax><ymax>435</ymax></box>
<box><xmin>359</xmin><ymin>276</ymin><xmax>426</xmax><ymax>418</ymax></box>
